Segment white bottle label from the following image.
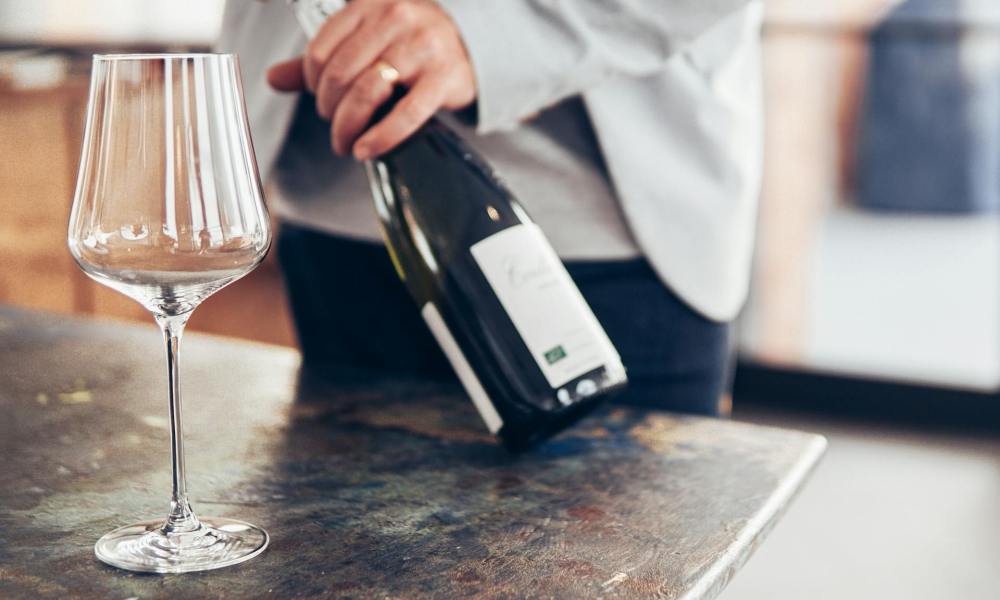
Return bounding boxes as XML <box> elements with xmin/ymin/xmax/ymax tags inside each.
<box><xmin>470</xmin><ymin>224</ymin><xmax>623</xmax><ymax>389</ymax></box>
<box><xmin>421</xmin><ymin>302</ymin><xmax>504</xmax><ymax>434</ymax></box>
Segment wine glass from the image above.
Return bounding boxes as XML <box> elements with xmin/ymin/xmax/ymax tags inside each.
<box><xmin>68</xmin><ymin>53</ymin><xmax>271</xmax><ymax>573</ymax></box>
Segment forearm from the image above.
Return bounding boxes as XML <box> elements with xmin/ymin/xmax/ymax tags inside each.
<box><xmin>436</xmin><ymin>0</ymin><xmax>753</xmax><ymax>132</ymax></box>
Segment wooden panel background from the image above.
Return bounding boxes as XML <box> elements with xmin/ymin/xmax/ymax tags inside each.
<box><xmin>0</xmin><ymin>74</ymin><xmax>296</xmax><ymax>347</ymax></box>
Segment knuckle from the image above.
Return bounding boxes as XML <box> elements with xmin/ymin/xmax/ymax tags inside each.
<box><xmin>417</xmin><ymin>31</ymin><xmax>444</xmax><ymax>53</ymax></box>
<box><xmin>362</xmin><ymin>76</ymin><xmax>385</xmax><ymax>102</ymax></box>
<box><xmin>322</xmin><ymin>64</ymin><xmax>351</xmax><ymax>89</ymax></box>
<box><xmin>306</xmin><ymin>45</ymin><xmax>326</xmax><ymax>71</ymax></box>
<box><xmin>385</xmin><ymin>2</ymin><xmax>417</xmax><ymax>25</ymax></box>
<box><xmin>349</xmin><ymin>77</ymin><xmax>378</xmax><ymax>106</ymax></box>
<box><xmin>399</xmin><ymin>100</ymin><xmax>428</xmax><ymax>124</ymax></box>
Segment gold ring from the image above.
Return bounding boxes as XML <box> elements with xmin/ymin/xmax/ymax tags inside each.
<box><xmin>374</xmin><ymin>60</ymin><xmax>400</xmax><ymax>84</ymax></box>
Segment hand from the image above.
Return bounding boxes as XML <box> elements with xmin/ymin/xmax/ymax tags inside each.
<box><xmin>267</xmin><ymin>0</ymin><xmax>477</xmax><ymax>160</ymax></box>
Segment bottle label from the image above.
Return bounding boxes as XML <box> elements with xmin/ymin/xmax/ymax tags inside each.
<box><xmin>421</xmin><ymin>302</ymin><xmax>504</xmax><ymax>434</ymax></box>
<box><xmin>470</xmin><ymin>224</ymin><xmax>623</xmax><ymax>389</ymax></box>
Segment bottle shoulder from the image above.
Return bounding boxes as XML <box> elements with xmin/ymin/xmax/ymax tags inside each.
<box><xmin>374</xmin><ymin>121</ymin><xmax>530</xmax><ymax>248</ymax></box>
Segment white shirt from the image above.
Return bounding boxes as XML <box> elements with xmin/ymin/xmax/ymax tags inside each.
<box><xmin>272</xmin><ymin>93</ymin><xmax>640</xmax><ymax>260</ymax></box>
<box><xmin>218</xmin><ymin>0</ymin><xmax>764</xmax><ymax>321</ymax></box>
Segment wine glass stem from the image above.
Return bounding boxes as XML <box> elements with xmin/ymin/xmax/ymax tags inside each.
<box><xmin>156</xmin><ymin>313</ymin><xmax>200</xmax><ymax>534</ymax></box>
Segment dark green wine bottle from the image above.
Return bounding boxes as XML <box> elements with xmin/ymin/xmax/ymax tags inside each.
<box><xmin>289</xmin><ymin>0</ymin><xmax>628</xmax><ymax>451</ymax></box>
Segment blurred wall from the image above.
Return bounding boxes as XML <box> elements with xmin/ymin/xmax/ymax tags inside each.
<box><xmin>0</xmin><ymin>0</ymin><xmax>224</xmax><ymax>47</ymax></box>
<box><xmin>741</xmin><ymin>0</ymin><xmax>1000</xmax><ymax>392</ymax></box>
<box><xmin>0</xmin><ymin>1</ymin><xmax>294</xmax><ymax>346</ymax></box>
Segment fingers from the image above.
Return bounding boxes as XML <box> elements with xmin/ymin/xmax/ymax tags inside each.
<box><xmin>314</xmin><ymin>12</ymin><xmax>407</xmax><ymax>120</ymax></box>
<box><xmin>353</xmin><ymin>71</ymin><xmax>449</xmax><ymax>160</ymax></box>
<box><xmin>330</xmin><ymin>66</ymin><xmax>397</xmax><ymax>156</ymax></box>
<box><xmin>327</xmin><ymin>45</ymin><xmax>423</xmax><ymax>156</ymax></box>
<box><xmin>293</xmin><ymin>0</ymin><xmax>478</xmax><ymax>159</ymax></box>
<box><xmin>266</xmin><ymin>57</ymin><xmax>306</xmax><ymax>92</ymax></box>
<box><xmin>303</xmin><ymin>3</ymin><xmax>363</xmax><ymax>93</ymax></box>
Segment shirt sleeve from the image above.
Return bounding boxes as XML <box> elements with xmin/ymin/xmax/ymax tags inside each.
<box><xmin>214</xmin><ymin>0</ymin><xmax>307</xmax><ymax>179</ymax></box>
<box><xmin>435</xmin><ymin>0</ymin><xmax>753</xmax><ymax>133</ymax></box>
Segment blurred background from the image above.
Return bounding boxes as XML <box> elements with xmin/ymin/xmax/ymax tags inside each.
<box><xmin>0</xmin><ymin>0</ymin><xmax>997</xmax><ymax>598</ymax></box>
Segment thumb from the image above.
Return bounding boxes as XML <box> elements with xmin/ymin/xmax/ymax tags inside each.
<box><xmin>267</xmin><ymin>57</ymin><xmax>306</xmax><ymax>92</ymax></box>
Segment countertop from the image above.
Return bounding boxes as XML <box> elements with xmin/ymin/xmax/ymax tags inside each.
<box><xmin>0</xmin><ymin>306</ymin><xmax>825</xmax><ymax>599</ymax></box>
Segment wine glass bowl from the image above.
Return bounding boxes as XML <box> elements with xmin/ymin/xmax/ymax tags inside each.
<box><xmin>68</xmin><ymin>53</ymin><xmax>270</xmax><ymax>573</ymax></box>
<box><xmin>69</xmin><ymin>53</ymin><xmax>270</xmax><ymax>318</ymax></box>
<box><xmin>70</xmin><ymin>228</ymin><xmax>268</xmax><ymax>317</ymax></box>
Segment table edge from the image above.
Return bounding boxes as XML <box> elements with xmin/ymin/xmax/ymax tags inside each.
<box><xmin>0</xmin><ymin>304</ymin><xmax>301</xmax><ymax>357</ymax></box>
<box><xmin>678</xmin><ymin>433</ymin><xmax>828</xmax><ymax>600</ymax></box>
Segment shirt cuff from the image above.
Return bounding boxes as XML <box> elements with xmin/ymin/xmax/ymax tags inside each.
<box><xmin>435</xmin><ymin>1</ymin><xmax>581</xmax><ymax>134</ymax></box>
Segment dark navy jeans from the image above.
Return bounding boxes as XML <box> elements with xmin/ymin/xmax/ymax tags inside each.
<box><xmin>277</xmin><ymin>223</ymin><xmax>730</xmax><ymax>416</ymax></box>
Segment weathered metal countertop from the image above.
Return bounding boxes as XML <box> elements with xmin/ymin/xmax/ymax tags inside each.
<box><xmin>0</xmin><ymin>306</ymin><xmax>825</xmax><ymax>599</ymax></box>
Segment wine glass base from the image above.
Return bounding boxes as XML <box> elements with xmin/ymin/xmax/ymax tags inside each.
<box><xmin>94</xmin><ymin>517</ymin><xmax>268</xmax><ymax>573</ymax></box>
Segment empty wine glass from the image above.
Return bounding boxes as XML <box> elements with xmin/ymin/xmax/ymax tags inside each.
<box><xmin>68</xmin><ymin>53</ymin><xmax>271</xmax><ymax>573</ymax></box>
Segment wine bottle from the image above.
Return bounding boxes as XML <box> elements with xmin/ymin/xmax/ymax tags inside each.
<box><xmin>285</xmin><ymin>0</ymin><xmax>628</xmax><ymax>451</ymax></box>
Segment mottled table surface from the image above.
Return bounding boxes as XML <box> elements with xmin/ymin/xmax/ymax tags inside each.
<box><xmin>0</xmin><ymin>306</ymin><xmax>825</xmax><ymax>599</ymax></box>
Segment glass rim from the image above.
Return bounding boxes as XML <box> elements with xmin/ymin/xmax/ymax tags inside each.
<box><xmin>92</xmin><ymin>52</ymin><xmax>235</xmax><ymax>62</ymax></box>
